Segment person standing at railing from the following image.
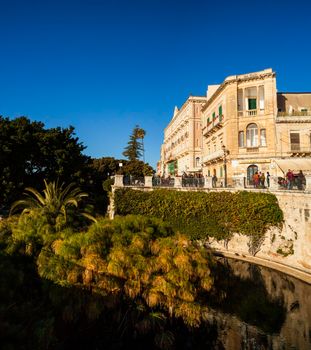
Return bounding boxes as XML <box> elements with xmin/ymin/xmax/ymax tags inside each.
<box><xmin>286</xmin><ymin>169</ymin><xmax>294</xmax><ymax>190</ymax></box>
<box><xmin>266</xmin><ymin>172</ymin><xmax>270</xmax><ymax>187</ymax></box>
<box><xmin>297</xmin><ymin>170</ymin><xmax>306</xmax><ymax>190</ymax></box>
<box><xmin>253</xmin><ymin>172</ymin><xmax>260</xmax><ymax>188</ymax></box>
<box><xmin>212</xmin><ymin>174</ymin><xmax>217</xmax><ymax>188</ymax></box>
<box><xmin>260</xmin><ymin>172</ymin><xmax>265</xmax><ymax>188</ymax></box>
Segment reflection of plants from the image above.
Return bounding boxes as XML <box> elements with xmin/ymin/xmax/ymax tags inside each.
<box><xmin>210</xmin><ymin>259</ymin><xmax>287</xmax><ymax>334</ymax></box>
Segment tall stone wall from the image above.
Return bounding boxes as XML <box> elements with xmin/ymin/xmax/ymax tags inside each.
<box><xmin>207</xmin><ymin>191</ymin><xmax>311</xmax><ymax>282</ymax></box>
<box><xmin>111</xmin><ymin>184</ymin><xmax>311</xmax><ymax>282</ymax></box>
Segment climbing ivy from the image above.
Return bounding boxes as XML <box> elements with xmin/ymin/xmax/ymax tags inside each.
<box><xmin>114</xmin><ymin>189</ymin><xmax>283</xmax><ymax>245</ymax></box>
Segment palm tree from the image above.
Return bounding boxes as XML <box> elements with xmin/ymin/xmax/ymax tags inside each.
<box><xmin>10</xmin><ymin>179</ymin><xmax>95</xmax><ymax>229</ymax></box>
<box><xmin>135</xmin><ymin>127</ymin><xmax>146</xmax><ymax>162</ymax></box>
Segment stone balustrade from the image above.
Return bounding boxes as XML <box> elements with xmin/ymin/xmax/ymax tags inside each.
<box><xmin>112</xmin><ymin>174</ymin><xmax>311</xmax><ymax>192</ymax></box>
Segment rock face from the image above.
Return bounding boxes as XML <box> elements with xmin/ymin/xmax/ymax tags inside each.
<box><xmin>207</xmin><ymin>259</ymin><xmax>311</xmax><ymax>350</ymax></box>
<box><xmin>209</xmin><ymin>191</ymin><xmax>311</xmax><ymax>280</ymax></box>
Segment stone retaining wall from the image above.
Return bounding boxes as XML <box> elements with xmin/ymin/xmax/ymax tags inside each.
<box><xmin>110</xmin><ymin>182</ymin><xmax>311</xmax><ymax>282</ymax></box>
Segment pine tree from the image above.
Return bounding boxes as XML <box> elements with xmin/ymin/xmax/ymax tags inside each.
<box><xmin>122</xmin><ymin>125</ymin><xmax>145</xmax><ymax>161</ymax></box>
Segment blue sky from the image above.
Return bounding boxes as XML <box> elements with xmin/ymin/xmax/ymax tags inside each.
<box><xmin>1</xmin><ymin>0</ymin><xmax>311</xmax><ymax>168</ymax></box>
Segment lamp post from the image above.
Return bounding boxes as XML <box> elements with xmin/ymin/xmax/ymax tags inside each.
<box><xmin>222</xmin><ymin>144</ymin><xmax>228</xmax><ymax>188</ymax></box>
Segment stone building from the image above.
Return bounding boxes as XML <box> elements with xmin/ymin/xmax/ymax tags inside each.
<box><xmin>201</xmin><ymin>68</ymin><xmax>311</xmax><ymax>185</ymax></box>
<box><xmin>160</xmin><ymin>96</ymin><xmax>206</xmax><ymax>176</ymax></box>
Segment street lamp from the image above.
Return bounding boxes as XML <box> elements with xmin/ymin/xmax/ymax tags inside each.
<box><xmin>222</xmin><ymin>144</ymin><xmax>228</xmax><ymax>187</ymax></box>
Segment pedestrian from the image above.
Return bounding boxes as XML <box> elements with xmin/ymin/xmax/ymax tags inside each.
<box><xmin>297</xmin><ymin>170</ymin><xmax>306</xmax><ymax>190</ymax></box>
<box><xmin>260</xmin><ymin>172</ymin><xmax>266</xmax><ymax>188</ymax></box>
<box><xmin>286</xmin><ymin>169</ymin><xmax>294</xmax><ymax>190</ymax></box>
<box><xmin>253</xmin><ymin>171</ymin><xmax>259</xmax><ymax>188</ymax></box>
<box><xmin>266</xmin><ymin>172</ymin><xmax>270</xmax><ymax>187</ymax></box>
<box><xmin>212</xmin><ymin>174</ymin><xmax>218</xmax><ymax>188</ymax></box>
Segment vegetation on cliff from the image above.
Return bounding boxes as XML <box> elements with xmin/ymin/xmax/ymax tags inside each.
<box><xmin>114</xmin><ymin>188</ymin><xmax>284</xmax><ymax>254</ymax></box>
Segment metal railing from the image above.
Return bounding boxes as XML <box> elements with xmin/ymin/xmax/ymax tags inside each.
<box><xmin>123</xmin><ymin>176</ymin><xmax>145</xmax><ymax>186</ymax></box>
<box><xmin>182</xmin><ymin>177</ymin><xmax>205</xmax><ymax>188</ymax></box>
<box><xmin>152</xmin><ymin>177</ymin><xmax>175</xmax><ymax>187</ymax></box>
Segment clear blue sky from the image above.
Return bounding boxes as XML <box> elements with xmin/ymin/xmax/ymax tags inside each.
<box><xmin>1</xmin><ymin>0</ymin><xmax>311</xmax><ymax>169</ymax></box>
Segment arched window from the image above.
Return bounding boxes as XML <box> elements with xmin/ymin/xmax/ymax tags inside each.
<box><xmin>246</xmin><ymin>123</ymin><xmax>258</xmax><ymax>147</ymax></box>
<box><xmin>195</xmin><ymin>157</ymin><xmax>200</xmax><ymax>167</ymax></box>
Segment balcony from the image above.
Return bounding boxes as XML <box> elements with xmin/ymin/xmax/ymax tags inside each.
<box><xmin>238</xmin><ymin>109</ymin><xmax>265</xmax><ymax>117</ymax></box>
<box><xmin>276</xmin><ymin>111</ymin><xmax>311</xmax><ymax>123</ymax></box>
<box><xmin>202</xmin><ymin>149</ymin><xmax>224</xmax><ymax>164</ymax></box>
<box><xmin>203</xmin><ymin>115</ymin><xmax>224</xmax><ymax>137</ymax></box>
<box><xmin>246</xmin><ymin>147</ymin><xmax>259</xmax><ymax>153</ymax></box>
<box><xmin>288</xmin><ymin>146</ymin><xmax>311</xmax><ymax>156</ymax></box>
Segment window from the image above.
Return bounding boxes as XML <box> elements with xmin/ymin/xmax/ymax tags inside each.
<box><xmin>238</xmin><ymin>89</ymin><xmax>243</xmax><ymax>111</ymax></box>
<box><xmin>238</xmin><ymin>131</ymin><xmax>245</xmax><ymax>147</ymax></box>
<box><xmin>260</xmin><ymin>129</ymin><xmax>267</xmax><ymax>146</ymax></box>
<box><xmin>290</xmin><ymin>132</ymin><xmax>300</xmax><ymax>151</ymax></box>
<box><xmin>219</xmin><ymin>105</ymin><xmax>222</xmax><ymax>116</ymax></box>
<box><xmin>246</xmin><ymin>123</ymin><xmax>258</xmax><ymax>147</ymax></box>
<box><xmin>196</xmin><ymin>157</ymin><xmax>200</xmax><ymax>167</ymax></box>
<box><xmin>248</xmin><ymin>98</ymin><xmax>257</xmax><ymax>110</ymax></box>
<box><xmin>220</xmin><ymin>166</ymin><xmax>223</xmax><ymax>177</ymax></box>
<box><xmin>207</xmin><ymin>117</ymin><xmax>210</xmax><ymax>124</ymax></box>
<box><xmin>259</xmin><ymin>86</ymin><xmax>265</xmax><ymax>110</ymax></box>
<box><xmin>212</xmin><ymin>112</ymin><xmax>216</xmax><ymax>120</ymax></box>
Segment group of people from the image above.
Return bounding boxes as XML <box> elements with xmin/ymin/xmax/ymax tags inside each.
<box><xmin>281</xmin><ymin>169</ymin><xmax>306</xmax><ymax>190</ymax></box>
<box><xmin>252</xmin><ymin>171</ymin><xmax>270</xmax><ymax>188</ymax></box>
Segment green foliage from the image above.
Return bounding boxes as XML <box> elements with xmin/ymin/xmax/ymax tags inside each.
<box><xmin>0</xmin><ymin>116</ymin><xmax>90</xmax><ymax>209</ymax></box>
<box><xmin>114</xmin><ymin>189</ymin><xmax>284</xmax><ymax>247</ymax></box>
<box><xmin>123</xmin><ymin>125</ymin><xmax>146</xmax><ymax>161</ymax></box>
<box><xmin>120</xmin><ymin>159</ymin><xmax>154</xmax><ymax>176</ymax></box>
<box><xmin>35</xmin><ymin>215</ymin><xmax>214</xmax><ymax>327</ymax></box>
<box><xmin>11</xmin><ymin>180</ymin><xmax>95</xmax><ymax>231</ymax></box>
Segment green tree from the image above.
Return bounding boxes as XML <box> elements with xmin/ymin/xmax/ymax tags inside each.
<box><xmin>122</xmin><ymin>125</ymin><xmax>145</xmax><ymax>161</ymax></box>
<box><xmin>121</xmin><ymin>159</ymin><xmax>154</xmax><ymax>177</ymax></box>
<box><xmin>10</xmin><ymin>179</ymin><xmax>95</xmax><ymax>231</ymax></box>
<box><xmin>135</xmin><ymin>127</ymin><xmax>146</xmax><ymax>162</ymax></box>
<box><xmin>0</xmin><ymin>116</ymin><xmax>90</xmax><ymax>209</ymax></box>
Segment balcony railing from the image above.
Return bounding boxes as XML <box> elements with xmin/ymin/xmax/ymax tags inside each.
<box><xmin>202</xmin><ymin>149</ymin><xmax>224</xmax><ymax>163</ymax></box>
<box><xmin>238</xmin><ymin>109</ymin><xmax>266</xmax><ymax>117</ymax></box>
<box><xmin>204</xmin><ymin>115</ymin><xmax>224</xmax><ymax>136</ymax></box>
<box><xmin>278</xmin><ymin>111</ymin><xmax>310</xmax><ymax>117</ymax></box>
<box><xmin>246</xmin><ymin>110</ymin><xmax>257</xmax><ymax>116</ymax></box>
<box><xmin>276</xmin><ymin>112</ymin><xmax>311</xmax><ymax>123</ymax></box>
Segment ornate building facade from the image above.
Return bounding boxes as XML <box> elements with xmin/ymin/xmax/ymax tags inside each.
<box><xmin>159</xmin><ymin>96</ymin><xmax>206</xmax><ymax>176</ymax></box>
<box><xmin>159</xmin><ymin>68</ymin><xmax>311</xmax><ymax>183</ymax></box>
<box><xmin>201</xmin><ymin>69</ymin><xmax>311</xmax><ymax>184</ymax></box>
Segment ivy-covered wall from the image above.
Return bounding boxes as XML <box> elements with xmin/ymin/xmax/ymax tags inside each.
<box><xmin>114</xmin><ymin>189</ymin><xmax>283</xmax><ymax>242</ymax></box>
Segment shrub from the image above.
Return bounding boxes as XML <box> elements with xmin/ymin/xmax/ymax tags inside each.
<box><xmin>114</xmin><ymin>189</ymin><xmax>283</xmax><ymax>243</ymax></box>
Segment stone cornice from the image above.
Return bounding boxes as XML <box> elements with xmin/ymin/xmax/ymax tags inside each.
<box><xmin>164</xmin><ymin>96</ymin><xmax>206</xmax><ymax>132</ymax></box>
<box><xmin>201</xmin><ymin>70</ymin><xmax>276</xmax><ymax>113</ymax></box>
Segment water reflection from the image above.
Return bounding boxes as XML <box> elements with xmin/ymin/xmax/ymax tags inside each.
<box><xmin>206</xmin><ymin>258</ymin><xmax>311</xmax><ymax>350</ymax></box>
<box><xmin>1</xmin><ymin>253</ymin><xmax>310</xmax><ymax>349</ymax></box>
